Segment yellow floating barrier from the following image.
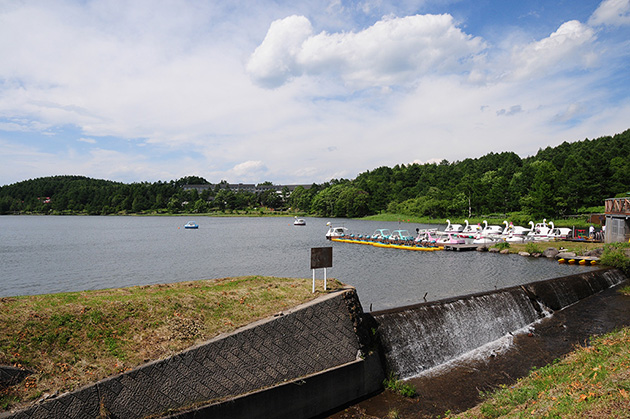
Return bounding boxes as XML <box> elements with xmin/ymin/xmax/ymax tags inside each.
<box><xmin>558</xmin><ymin>258</ymin><xmax>565</xmax><ymax>264</ymax></box>
<box><xmin>331</xmin><ymin>237</ymin><xmax>440</xmax><ymax>251</ymax></box>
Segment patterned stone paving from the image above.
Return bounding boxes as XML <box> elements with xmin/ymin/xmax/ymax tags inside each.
<box><xmin>5</xmin><ymin>290</ymin><xmax>362</xmax><ymax>419</ymax></box>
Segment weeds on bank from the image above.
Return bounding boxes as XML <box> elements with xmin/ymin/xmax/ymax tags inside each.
<box><xmin>456</xmin><ymin>326</ymin><xmax>630</xmax><ymax>418</ymax></box>
<box><xmin>0</xmin><ymin>276</ymin><xmax>344</xmax><ymax>411</ymax></box>
<box><xmin>492</xmin><ymin>242</ymin><xmax>511</xmax><ymax>251</ymax></box>
<box><xmin>601</xmin><ymin>242</ymin><xmax>630</xmax><ymax>275</ymax></box>
<box><xmin>383</xmin><ymin>372</ymin><xmax>417</xmax><ymax>398</ymax></box>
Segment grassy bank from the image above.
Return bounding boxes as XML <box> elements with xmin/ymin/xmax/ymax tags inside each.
<box><xmin>454</xmin><ymin>286</ymin><xmax>630</xmax><ymax>419</ymax></box>
<box><xmin>492</xmin><ymin>240</ymin><xmax>601</xmax><ymax>256</ymax></box>
<box><xmin>0</xmin><ymin>276</ymin><xmax>343</xmax><ymax>411</ymax></box>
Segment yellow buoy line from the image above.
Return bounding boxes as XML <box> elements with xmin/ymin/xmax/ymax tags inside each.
<box><xmin>557</xmin><ymin>257</ymin><xmax>598</xmax><ymax>265</ymax></box>
<box><xmin>331</xmin><ymin>237</ymin><xmax>443</xmax><ymax>251</ymax></box>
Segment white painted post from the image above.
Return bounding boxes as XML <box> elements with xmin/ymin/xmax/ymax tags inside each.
<box><xmin>312</xmin><ymin>269</ymin><xmax>315</xmax><ymax>293</ymax></box>
<box><xmin>324</xmin><ymin>267</ymin><xmax>327</xmax><ymax>290</ymax></box>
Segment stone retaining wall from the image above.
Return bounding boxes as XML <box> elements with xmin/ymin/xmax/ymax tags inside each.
<box><xmin>3</xmin><ymin>288</ymin><xmax>381</xmax><ymax>419</ymax></box>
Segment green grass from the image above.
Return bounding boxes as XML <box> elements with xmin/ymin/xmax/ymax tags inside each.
<box><xmin>383</xmin><ymin>372</ymin><xmax>417</xmax><ymax>398</ymax></box>
<box><xmin>454</xmin><ymin>287</ymin><xmax>630</xmax><ymax>419</ymax></box>
<box><xmin>0</xmin><ymin>276</ymin><xmax>344</xmax><ymax>411</ymax></box>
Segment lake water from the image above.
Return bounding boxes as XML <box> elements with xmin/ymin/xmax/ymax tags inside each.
<box><xmin>0</xmin><ymin>215</ymin><xmax>597</xmax><ymax>311</ymax></box>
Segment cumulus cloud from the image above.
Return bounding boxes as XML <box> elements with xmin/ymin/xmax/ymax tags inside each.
<box><xmin>589</xmin><ymin>0</ymin><xmax>630</xmax><ymax>26</ymax></box>
<box><xmin>509</xmin><ymin>20</ymin><xmax>597</xmax><ymax>80</ymax></box>
<box><xmin>246</xmin><ymin>15</ymin><xmax>314</xmax><ymax>88</ymax></box>
<box><xmin>247</xmin><ymin>14</ymin><xmax>486</xmax><ymax>88</ymax></box>
<box><xmin>231</xmin><ymin>160</ymin><xmax>268</xmax><ymax>177</ymax></box>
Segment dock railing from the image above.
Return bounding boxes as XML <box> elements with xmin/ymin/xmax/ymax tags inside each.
<box><xmin>605</xmin><ymin>197</ymin><xmax>630</xmax><ymax>215</ymax></box>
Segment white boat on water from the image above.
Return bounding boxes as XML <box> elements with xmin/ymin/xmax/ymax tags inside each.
<box><xmin>549</xmin><ymin>226</ymin><xmax>572</xmax><ymax>240</ymax></box>
<box><xmin>506</xmin><ymin>221</ymin><xmax>534</xmax><ymax>243</ymax></box>
<box><xmin>532</xmin><ymin>219</ymin><xmax>553</xmax><ymax>241</ymax></box>
<box><xmin>293</xmin><ymin>216</ymin><xmax>306</xmax><ymax>226</ymax></box>
<box><xmin>325</xmin><ymin>222</ymin><xmax>348</xmax><ymax>239</ymax></box>
<box><xmin>390</xmin><ymin>229</ymin><xmax>414</xmax><ymax>241</ymax></box>
<box><xmin>444</xmin><ymin>219</ymin><xmax>464</xmax><ymax>233</ymax></box>
<box><xmin>458</xmin><ymin>220</ymin><xmax>482</xmax><ymax>243</ymax></box>
<box><xmin>371</xmin><ymin>229</ymin><xmax>392</xmax><ymax>240</ymax></box>
<box><xmin>473</xmin><ymin>220</ymin><xmax>503</xmax><ymax>244</ymax></box>
<box><xmin>184</xmin><ymin>221</ymin><xmax>199</xmax><ymax>229</ymax></box>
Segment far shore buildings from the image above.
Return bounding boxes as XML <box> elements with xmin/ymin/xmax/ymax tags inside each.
<box><xmin>182</xmin><ymin>183</ymin><xmax>312</xmax><ymax>195</ymax></box>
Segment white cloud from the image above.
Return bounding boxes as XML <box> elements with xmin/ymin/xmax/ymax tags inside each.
<box><xmin>246</xmin><ymin>15</ymin><xmax>314</xmax><ymax>88</ymax></box>
<box><xmin>247</xmin><ymin>14</ymin><xmax>486</xmax><ymax>88</ymax></box>
<box><xmin>509</xmin><ymin>20</ymin><xmax>597</xmax><ymax>81</ymax></box>
<box><xmin>589</xmin><ymin>0</ymin><xmax>630</xmax><ymax>26</ymax></box>
<box><xmin>231</xmin><ymin>160</ymin><xmax>268</xmax><ymax>178</ymax></box>
<box><xmin>0</xmin><ymin>1</ymin><xmax>628</xmax><ymax>187</ymax></box>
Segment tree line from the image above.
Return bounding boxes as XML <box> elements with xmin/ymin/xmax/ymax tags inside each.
<box><xmin>1</xmin><ymin>129</ymin><xmax>628</xmax><ymax>219</ymax></box>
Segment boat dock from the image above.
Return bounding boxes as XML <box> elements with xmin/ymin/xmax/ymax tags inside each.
<box><xmin>442</xmin><ymin>244</ymin><xmax>480</xmax><ymax>251</ymax></box>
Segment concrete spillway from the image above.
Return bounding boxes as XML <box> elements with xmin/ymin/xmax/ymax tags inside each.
<box><xmin>372</xmin><ymin>269</ymin><xmax>626</xmax><ymax>379</ymax></box>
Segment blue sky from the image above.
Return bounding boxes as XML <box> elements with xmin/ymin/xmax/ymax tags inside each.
<box><xmin>1</xmin><ymin>0</ymin><xmax>629</xmax><ymax>186</ymax></box>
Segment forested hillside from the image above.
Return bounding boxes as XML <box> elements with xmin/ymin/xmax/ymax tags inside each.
<box><xmin>1</xmin><ymin>129</ymin><xmax>628</xmax><ymax>218</ymax></box>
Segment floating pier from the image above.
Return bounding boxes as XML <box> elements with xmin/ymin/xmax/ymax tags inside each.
<box><xmin>442</xmin><ymin>244</ymin><xmax>480</xmax><ymax>251</ymax></box>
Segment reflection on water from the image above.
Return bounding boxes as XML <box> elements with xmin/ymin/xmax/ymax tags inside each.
<box><xmin>0</xmin><ymin>216</ymin><xmax>597</xmax><ymax>311</ymax></box>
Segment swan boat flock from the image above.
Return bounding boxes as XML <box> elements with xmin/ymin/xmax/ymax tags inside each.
<box><xmin>325</xmin><ymin>219</ymin><xmax>576</xmax><ymax>251</ymax></box>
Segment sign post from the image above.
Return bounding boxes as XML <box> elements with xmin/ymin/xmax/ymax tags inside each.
<box><xmin>310</xmin><ymin>247</ymin><xmax>332</xmax><ymax>293</ymax></box>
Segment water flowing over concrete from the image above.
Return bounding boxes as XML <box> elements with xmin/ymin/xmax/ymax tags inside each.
<box><xmin>372</xmin><ymin>269</ymin><xmax>626</xmax><ymax>380</ymax></box>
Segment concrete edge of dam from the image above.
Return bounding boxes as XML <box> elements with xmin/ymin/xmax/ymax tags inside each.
<box><xmin>371</xmin><ymin>268</ymin><xmax>627</xmax><ymax>380</ymax></box>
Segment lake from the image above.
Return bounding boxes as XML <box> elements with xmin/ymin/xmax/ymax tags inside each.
<box><xmin>0</xmin><ymin>215</ymin><xmax>597</xmax><ymax>311</ymax></box>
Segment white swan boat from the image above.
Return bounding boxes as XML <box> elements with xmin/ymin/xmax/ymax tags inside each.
<box><xmin>325</xmin><ymin>222</ymin><xmax>348</xmax><ymax>239</ymax></box>
<box><xmin>444</xmin><ymin>219</ymin><xmax>464</xmax><ymax>233</ymax></box>
<box><xmin>506</xmin><ymin>221</ymin><xmax>534</xmax><ymax>243</ymax></box>
<box><xmin>532</xmin><ymin>219</ymin><xmax>553</xmax><ymax>241</ymax></box>
<box><xmin>473</xmin><ymin>220</ymin><xmax>503</xmax><ymax>244</ymax></box>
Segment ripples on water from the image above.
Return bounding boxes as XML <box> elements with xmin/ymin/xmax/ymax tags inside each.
<box><xmin>0</xmin><ymin>216</ymin><xmax>597</xmax><ymax>311</ymax></box>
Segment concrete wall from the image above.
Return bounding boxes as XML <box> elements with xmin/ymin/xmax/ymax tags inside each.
<box><xmin>605</xmin><ymin>215</ymin><xmax>630</xmax><ymax>243</ymax></box>
<box><xmin>373</xmin><ymin>268</ymin><xmax>627</xmax><ymax>379</ymax></box>
<box><xmin>3</xmin><ymin>288</ymin><xmax>383</xmax><ymax>419</ymax></box>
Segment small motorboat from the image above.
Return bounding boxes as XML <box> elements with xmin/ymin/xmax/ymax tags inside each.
<box><xmin>293</xmin><ymin>216</ymin><xmax>306</xmax><ymax>226</ymax></box>
<box><xmin>184</xmin><ymin>221</ymin><xmax>199</xmax><ymax>229</ymax></box>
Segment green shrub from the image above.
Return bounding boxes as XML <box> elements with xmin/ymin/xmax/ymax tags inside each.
<box><xmin>601</xmin><ymin>242</ymin><xmax>630</xmax><ymax>274</ymax></box>
<box><xmin>493</xmin><ymin>242</ymin><xmax>510</xmax><ymax>251</ymax></box>
<box><xmin>525</xmin><ymin>242</ymin><xmax>542</xmax><ymax>254</ymax></box>
<box><xmin>383</xmin><ymin>372</ymin><xmax>417</xmax><ymax>397</ymax></box>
